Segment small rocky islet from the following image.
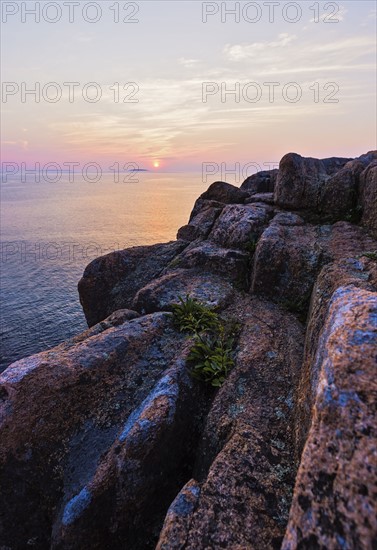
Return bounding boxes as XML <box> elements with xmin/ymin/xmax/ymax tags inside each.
<box><xmin>0</xmin><ymin>151</ymin><xmax>376</xmax><ymax>549</ymax></box>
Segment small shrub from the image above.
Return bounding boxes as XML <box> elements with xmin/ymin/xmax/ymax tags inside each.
<box><xmin>172</xmin><ymin>295</ymin><xmax>238</xmax><ymax>387</ymax></box>
<box><xmin>188</xmin><ymin>326</ymin><xmax>235</xmax><ymax>388</ymax></box>
<box><xmin>172</xmin><ymin>295</ymin><xmax>219</xmax><ymax>333</ymax></box>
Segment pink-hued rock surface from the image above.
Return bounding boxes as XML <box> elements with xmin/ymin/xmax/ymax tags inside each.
<box><xmin>283</xmin><ymin>286</ymin><xmax>377</xmax><ymax>550</ymax></box>
<box><xmin>157</xmin><ymin>296</ymin><xmax>305</xmax><ymax>549</ymax></box>
<box><xmin>359</xmin><ymin>160</ymin><xmax>377</xmax><ymax>239</ymax></box>
<box><xmin>1</xmin><ymin>151</ymin><xmax>376</xmax><ymax>549</ymax></box>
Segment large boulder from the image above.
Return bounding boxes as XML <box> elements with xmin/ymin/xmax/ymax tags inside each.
<box><xmin>275</xmin><ymin>152</ymin><xmax>375</xmax><ymax>222</ymax></box>
<box><xmin>283</xmin><ymin>286</ymin><xmax>377</xmax><ymax>549</ymax></box>
<box><xmin>157</xmin><ymin>296</ymin><xmax>305</xmax><ymax>549</ymax></box>
<box><xmin>177</xmin><ymin>202</ymin><xmax>223</xmax><ymax>242</ymax></box>
<box><xmin>274</xmin><ymin>153</ymin><xmax>330</xmax><ymax>211</ymax></box>
<box><xmin>321</xmin><ymin>156</ymin><xmax>353</xmax><ymax>175</ymax></box>
<box><xmin>184</xmin><ymin>182</ymin><xmax>251</xmax><ymax>245</ymax></box>
<box><xmin>51</xmin><ymin>357</ymin><xmax>207</xmax><ymax>549</ymax></box>
<box><xmin>78</xmin><ymin>240</ymin><xmax>187</xmax><ymax>327</ymax></box>
<box><xmin>132</xmin><ymin>269</ymin><xmax>235</xmax><ymax>314</ymax></box>
<box><xmin>188</xmin><ymin>198</ymin><xmax>225</xmax><ymax>221</ymax></box>
<box><xmin>0</xmin><ymin>312</ymin><xmax>197</xmax><ymax>549</ymax></box>
<box><xmin>195</xmin><ymin>181</ymin><xmax>249</xmax><ymax>205</ymax></box>
<box><xmin>357</xmin><ymin>150</ymin><xmax>377</xmax><ymax>165</ymax></box>
<box><xmin>208</xmin><ymin>203</ymin><xmax>273</xmax><ymax>250</ymax></box>
<box><xmin>251</xmin><ymin>216</ymin><xmax>326</xmax><ymax>310</ymax></box>
<box><xmin>319</xmin><ymin>159</ymin><xmax>365</xmax><ymax>221</ymax></box>
<box><xmin>168</xmin><ymin>241</ymin><xmax>251</xmax><ymax>286</ymax></box>
<box><xmin>241</xmin><ymin>169</ymin><xmax>278</xmax><ymax>193</ymax></box>
<box><xmin>251</xmin><ymin>218</ymin><xmax>377</xmax><ymax>313</ymax></box>
<box><xmin>359</xmin><ymin>160</ymin><xmax>377</xmax><ymax>238</ymax></box>
<box><xmin>294</xmin><ymin>255</ymin><xmax>377</xmax><ymax>457</ymax></box>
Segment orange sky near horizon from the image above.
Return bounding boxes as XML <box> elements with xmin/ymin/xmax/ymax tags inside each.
<box><xmin>1</xmin><ymin>1</ymin><xmax>376</xmax><ymax>172</ymax></box>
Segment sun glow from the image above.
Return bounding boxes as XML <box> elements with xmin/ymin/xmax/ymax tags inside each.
<box><xmin>153</xmin><ymin>161</ymin><xmax>160</xmax><ymax>168</ymax></box>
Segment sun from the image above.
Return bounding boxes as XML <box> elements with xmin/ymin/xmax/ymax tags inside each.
<box><xmin>153</xmin><ymin>161</ymin><xmax>160</xmax><ymax>168</ymax></box>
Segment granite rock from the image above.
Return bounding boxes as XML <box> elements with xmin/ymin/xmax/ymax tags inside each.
<box><xmin>78</xmin><ymin>240</ymin><xmax>187</xmax><ymax>327</ymax></box>
<box><xmin>2</xmin><ymin>150</ymin><xmax>377</xmax><ymax>549</ymax></box>
<box><xmin>132</xmin><ymin>268</ymin><xmax>235</xmax><ymax>314</ymax></box>
<box><xmin>294</xmin><ymin>255</ymin><xmax>377</xmax><ymax>457</ymax></box>
<box><xmin>359</xmin><ymin>160</ymin><xmax>377</xmax><ymax>239</ymax></box>
<box><xmin>177</xmin><ymin>203</ymin><xmax>223</xmax><ymax>242</ymax></box>
<box><xmin>170</xmin><ymin>240</ymin><xmax>251</xmax><ymax>285</ymax></box>
<box><xmin>283</xmin><ymin>286</ymin><xmax>377</xmax><ymax>550</ymax></box>
<box><xmin>209</xmin><ymin>203</ymin><xmax>273</xmax><ymax>250</ymax></box>
<box><xmin>0</xmin><ymin>313</ymin><xmax>189</xmax><ymax>549</ymax></box>
<box><xmin>274</xmin><ymin>153</ymin><xmax>330</xmax><ymax>211</ymax></box>
<box><xmin>195</xmin><ymin>180</ymin><xmax>249</xmax><ymax>205</ymax></box>
<box><xmin>158</xmin><ymin>297</ymin><xmax>305</xmax><ymax>549</ymax></box>
<box><xmin>241</xmin><ymin>169</ymin><xmax>278</xmax><ymax>193</ymax></box>
<box><xmin>52</xmin><ymin>357</ymin><xmax>208</xmax><ymax>549</ymax></box>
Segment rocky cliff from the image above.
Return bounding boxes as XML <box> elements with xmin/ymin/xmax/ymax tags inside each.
<box><xmin>0</xmin><ymin>151</ymin><xmax>376</xmax><ymax>549</ymax></box>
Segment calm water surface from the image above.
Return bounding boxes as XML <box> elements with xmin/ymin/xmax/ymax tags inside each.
<box><xmin>0</xmin><ymin>173</ymin><xmax>213</xmax><ymax>370</ymax></box>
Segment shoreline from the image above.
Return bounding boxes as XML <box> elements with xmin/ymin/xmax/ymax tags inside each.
<box><xmin>1</xmin><ymin>150</ymin><xmax>376</xmax><ymax>549</ymax></box>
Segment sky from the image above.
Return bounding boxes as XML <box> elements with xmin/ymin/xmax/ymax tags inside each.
<box><xmin>1</xmin><ymin>0</ymin><xmax>376</xmax><ymax>172</ymax></box>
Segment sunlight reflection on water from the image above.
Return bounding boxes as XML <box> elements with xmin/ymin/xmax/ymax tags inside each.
<box><xmin>1</xmin><ymin>172</ymin><xmax>213</xmax><ymax>370</ymax></box>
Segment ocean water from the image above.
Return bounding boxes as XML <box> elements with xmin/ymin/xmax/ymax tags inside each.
<box><xmin>0</xmin><ymin>172</ymin><xmax>212</xmax><ymax>371</ymax></box>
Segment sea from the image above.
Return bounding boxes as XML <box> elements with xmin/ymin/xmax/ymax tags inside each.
<box><xmin>0</xmin><ymin>172</ymin><xmax>219</xmax><ymax>371</ymax></box>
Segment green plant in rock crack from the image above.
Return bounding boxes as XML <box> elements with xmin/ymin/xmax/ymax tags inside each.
<box><xmin>172</xmin><ymin>295</ymin><xmax>237</xmax><ymax>387</ymax></box>
<box><xmin>188</xmin><ymin>324</ymin><xmax>235</xmax><ymax>387</ymax></box>
<box><xmin>171</xmin><ymin>295</ymin><xmax>220</xmax><ymax>334</ymax></box>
